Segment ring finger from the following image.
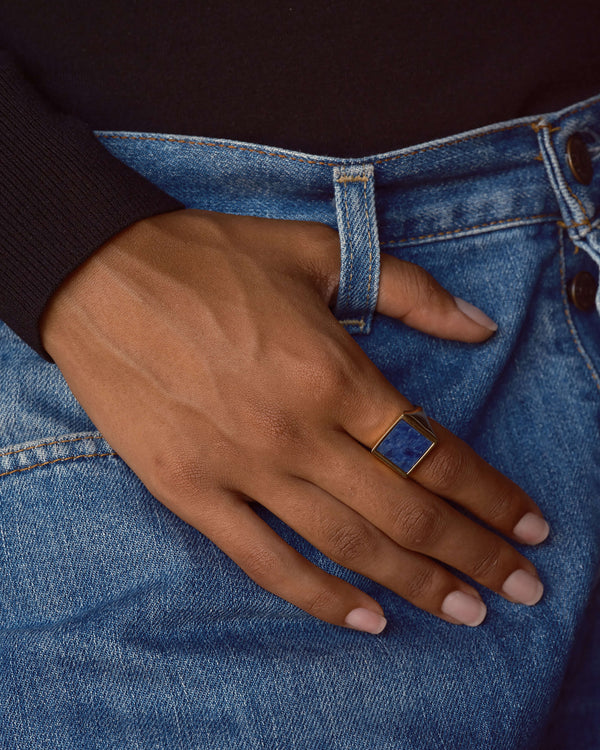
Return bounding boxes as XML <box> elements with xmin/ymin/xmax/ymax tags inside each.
<box><xmin>305</xmin><ymin>431</ymin><xmax>545</xmax><ymax>607</ymax></box>
<box><xmin>251</xmin><ymin>474</ymin><xmax>489</xmax><ymax>626</ymax></box>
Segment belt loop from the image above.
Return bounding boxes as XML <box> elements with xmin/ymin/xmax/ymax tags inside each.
<box><xmin>332</xmin><ymin>163</ymin><xmax>381</xmax><ymax>334</ymax></box>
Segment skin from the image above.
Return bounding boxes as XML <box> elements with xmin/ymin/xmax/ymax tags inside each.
<box><xmin>40</xmin><ymin>209</ymin><xmax>547</xmax><ymax>631</ymax></box>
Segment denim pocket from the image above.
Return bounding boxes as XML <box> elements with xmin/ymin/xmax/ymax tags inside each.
<box><xmin>0</xmin><ymin>431</ymin><xmax>115</xmax><ymax>485</ymax></box>
<box><xmin>0</xmin><ymin>323</ymin><xmax>95</xmax><ymax>448</ymax></box>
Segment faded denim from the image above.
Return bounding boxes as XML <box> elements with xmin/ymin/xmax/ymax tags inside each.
<box><xmin>1</xmin><ymin>94</ymin><xmax>600</xmax><ymax>749</ymax></box>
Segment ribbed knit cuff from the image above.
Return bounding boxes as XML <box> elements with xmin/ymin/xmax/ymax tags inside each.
<box><xmin>0</xmin><ymin>51</ymin><xmax>184</xmax><ymax>359</ymax></box>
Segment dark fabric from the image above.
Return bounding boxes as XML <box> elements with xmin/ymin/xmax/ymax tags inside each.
<box><xmin>1</xmin><ymin>1</ymin><xmax>599</xmax><ymax>356</ymax></box>
<box><xmin>2</xmin><ymin>1</ymin><xmax>600</xmax><ymax>156</ymax></box>
<box><xmin>0</xmin><ymin>51</ymin><xmax>183</xmax><ymax>358</ymax></box>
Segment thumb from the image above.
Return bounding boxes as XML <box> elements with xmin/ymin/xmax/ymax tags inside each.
<box><xmin>377</xmin><ymin>254</ymin><xmax>498</xmax><ymax>342</ymax></box>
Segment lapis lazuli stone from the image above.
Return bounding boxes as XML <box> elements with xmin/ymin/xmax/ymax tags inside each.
<box><xmin>374</xmin><ymin>418</ymin><xmax>434</xmax><ymax>474</ymax></box>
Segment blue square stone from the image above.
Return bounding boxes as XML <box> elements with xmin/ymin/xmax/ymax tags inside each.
<box><xmin>374</xmin><ymin>418</ymin><xmax>434</xmax><ymax>475</ymax></box>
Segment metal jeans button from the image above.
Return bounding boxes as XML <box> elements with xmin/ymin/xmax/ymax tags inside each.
<box><xmin>568</xmin><ymin>271</ymin><xmax>598</xmax><ymax>311</ymax></box>
<box><xmin>566</xmin><ymin>134</ymin><xmax>594</xmax><ymax>185</ymax></box>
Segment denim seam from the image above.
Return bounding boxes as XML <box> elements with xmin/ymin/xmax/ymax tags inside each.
<box><xmin>99</xmin><ymin>133</ymin><xmax>337</xmax><ymax>166</ymax></box>
<box><xmin>379</xmin><ymin>213</ymin><xmax>558</xmax><ymax>247</ymax></box>
<box><xmin>558</xmin><ymin>227</ymin><xmax>600</xmax><ymax>392</ymax></box>
<box><xmin>335</xmin><ymin>165</ymin><xmax>371</xmax><ymax>330</ymax></box>
<box><xmin>337</xmin><ymin>318</ymin><xmax>365</xmax><ymax>326</ymax></box>
<box><xmin>535</xmin><ymin>122</ymin><xmax>593</xmax><ymax>237</ymax></box>
<box><xmin>97</xmin><ymin>95</ymin><xmax>600</xmax><ymax>168</ymax></box>
<box><xmin>362</xmin><ymin>174</ymin><xmax>374</xmax><ymax>317</ymax></box>
<box><xmin>558</xmin><ymin>215</ymin><xmax>600</xmax><ymax>236</ymax></box>
<box><xmin>564</xmin><ymin>184</ymin><xmax>592</xmax><ymax>231</ymax></box>
<box><xmin>339</xmin><ymin>169</ymin><xmax>357</xmax><ymax>322</ymax></box>
<box><xmin>98</xmin><ymin>123</ymin><xmax>530</xmax><ymax>168</ymax></box>
<box><xmin>373</xmin><ymin>123</ymin><xmax>529</xmax><ymax>163</ymax></box>
<box><xmin>0</xmin><ymin>452</ymin><xmax>117</xmax><ymax>479</ymax></box>
<box><xmin>534</xmin><ymin>97</ymin><xmax>600</xmax><ymax>127</ymax></box>
<box><xmin>531</xmin><ymin>122</ymin><xmax>562</xmax><ymax>136</ymax></box>
<box><xmin>563</xmin><ymin>99</ymin><xmax>600</xmax><ymax>117</ymax></box>
<box><xmin>0</xmin><ymin>434</ymin><xmax>105</xmax><ymax>459</ymax></box>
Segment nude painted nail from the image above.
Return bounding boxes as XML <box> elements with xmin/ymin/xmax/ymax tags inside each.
<box><xmin>502</xmin><ymin>570</ymin><xmax>544</xmax><ymax>605</ymax></box>
<box><xmin>441</xmin><ymin>591</ymin><xmax>487</xmax><ymax>626</ymax></box>
<box><xmin>344</xmin><ymin>608</ymin><xmax>387</xmax><ymax>634</ymax></box>
<box><xmin>513</xmin><ymin>512</ymin><xmax>550</xmax><ymax>545</ymax></box>
<box><xmin>453</xmin><ymin>296</ymin><xmax>498</xmax><ymax>331</ymax></box>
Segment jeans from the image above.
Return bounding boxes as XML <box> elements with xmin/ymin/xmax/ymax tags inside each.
<box><xmin>1</xmin><ymin>94</ymin><xmax>600</xmax><ymax>749</ymax></box>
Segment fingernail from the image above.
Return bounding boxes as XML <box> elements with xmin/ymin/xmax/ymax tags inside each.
<box><xmin>441</xmin><ymin>590</ymin><xmax>487</xmax><ymax>626</ymax></box>
<box><xmin>345</xmin><ymin>607</ymin><xmax>387</xmax><ymax>634</ymax></box>
<box><xmin>502</xmin><ymin>570</ymin><xmax>544</xmax><ymax>605</ymax></box>
<box><xmin>513</xmin><ymin>512</ymin><xmax>550</xmax><ymax>545</ymax></box>
<box><xmin>453</xmin><ymin>297</ymin><xmax>498</xmax><ymax>331</ymax></box>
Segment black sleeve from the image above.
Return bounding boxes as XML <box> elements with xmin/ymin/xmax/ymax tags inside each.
<box><xmin>0</xmin><ymin>49</ymin><xmax>184</xmax><ymax>359</ymax></box>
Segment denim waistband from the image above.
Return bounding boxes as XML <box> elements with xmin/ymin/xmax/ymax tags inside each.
<box><xmin>96</xmin><ymin>92</ymin><xmax>600</xmax><ymax>252</ymax></box>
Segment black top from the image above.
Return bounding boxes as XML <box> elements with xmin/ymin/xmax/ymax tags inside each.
<box><xmin>1</xmin><ymin>0</ymin><xmax>600</xmax><ymax>356</ymax></box>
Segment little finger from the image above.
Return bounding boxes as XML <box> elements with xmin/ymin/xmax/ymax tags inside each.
<box><xmin>180</xmin><ymin>489</ymin><xmax>388</xmax><ymax>634</ymax></box>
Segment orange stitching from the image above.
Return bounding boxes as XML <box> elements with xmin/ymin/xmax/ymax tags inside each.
<box><xmin>0</xmin><ymin>434</ymin><xmax>105</xmax><ymax>459</ymax></box>
<box><xmin>379</xmin><ymin>213</ymin><xmax>556</xmax><ymax>246</ymax></box>
<box><xmin>99</xmin><ymin>133</ymin><xmax>337</xmax><ymax>167</ymax></box>
<box><xmin>557</xmin><ymin>218</ymin><xmax>592</xmax><ymax>230</ymax></box>
<box><xmin>531</xmin><ymin>121</ymin><xmax>561</xmax><ymax>135</ymax></box>
<box><xmin>0</xmin><ymin>451</ymin><xmax>117</xmax><ymax>479</ymax></box>
<box><xmin>339</xmin><ymin>319</ymin><xmax>365</xmax><ymax>327</ymax></box>
<box><xmin>558</xmin><ymin>228</ymin><xmax>600</xmax><ymax>392</ymax></box>
<box><xmin>373</xmin><ymin>123</ymin><xmax>528</xmax><ymax>164</ymax></box>
<box><xmin>561</xmin><ymin>98</ymin><xmax>600</xmax><ymax>118</ymax></box>
<box><xmin>98</xmin><ymin>122</ymin><xmax>531</xmax><ymax>168</ymax></box>
<box><xmin>567</xmin><ymin>218</ymin><xmax>592</xmax><ymax>229</ymax></box>
<box><xmin>336</xmin><ymin>175</ymin><xmax>370</xmax><ymax>183</ymax></box>
<box><xmin>534</xmin><ymin>121</ymin><xmax>593</xmax><ymax>230</ymax></box>
<box><xmin>98</xmin><ymin>99</ymin><xmax>600</xmax><ymax>168</ymax></box>
<box><xmin>564</xmin><ymin>180</ymin><xmax>592</xmax><ymax>229</ymax></box>
<box><xmin>340</xmin><ymin>169</ymin><xmax>356</xmax><ymax>316</ymax></box>
<box><xmin>362</xmin><ymin>173</ymin><xmax>375</xmax><ymax>315</ymax></box>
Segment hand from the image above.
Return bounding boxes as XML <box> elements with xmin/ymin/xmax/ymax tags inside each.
<box><xmin>40</xmin><ymin>209</ymin><xmax>549</xmax><ymax>633</ymax></box>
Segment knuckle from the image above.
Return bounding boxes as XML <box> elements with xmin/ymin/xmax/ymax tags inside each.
<box><xmin>403</xmin><ymin>564</ymin><xmax>437</xmax><ymax>602</ymax></box>
<box><xmin>485</xmin><ymin>487</ymin><xmax>518</xmax><ymax>527</ymax></box>
<box><xmin>468</xmin><ymin>543</ymin><xmax>503</xmax><ymax>581</ymax></box>
<box><xmin>312</xmin><ymin>347</ymin><xmax>354</xmax><ymax>396</ymax></box>
<box><xmin>424</xmin><ymin>446</ymin><xmax>469</xmax><ymax>494</ymax></box>
<box><xmin>414</xmin><ymin>272</ymin><xmax>440</xmax><ymax>309</ymax></box>
<box><xmin>325</xmin><ymin>521</ymin><xmax>375</xmax><ymax>566</ymax></box>
<box><xmin>397</xmin><ymin>503</ymin><xmax>444</xmax><ymax>548</ymax></box>
<box><xmin>400</xmin><ymin>263</ymin><xmax>439</xmax><ymax>310</ymax></box>
<box><xmin>303</xmin><ymin>587</ymin><xmax>339</xmax><ymax>619</ymax></box>
<box><xmin>240</xmin><ymin>545</ymin><xmax>281</xmax><ymax>586</ymax></box>
<box><xmin>152</xmin><ymin>449</ymin><xmax>210</xmax><ymax>497</ymax></box>
<box><xmin>254</xmin><ymin>406</ymin><xmax>306</xmax><ymax>451</ymax></box>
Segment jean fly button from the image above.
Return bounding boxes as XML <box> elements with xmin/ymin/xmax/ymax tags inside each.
<box><xmin>566</xmin><ymin>134</ymin><xmax>594</xmax><ymax>185</ymax></box>
<box><xmin>568</xmin><ymin>271</ymin><xmax>598</xmax><ymax>311</ymax></box>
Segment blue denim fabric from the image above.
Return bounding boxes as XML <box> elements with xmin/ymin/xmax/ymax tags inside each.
<box><xmin>332</xmin><ymin>163</ymin><xmax>381</xmax><ymax>334</ymax></box>
<box><xmin>2</xmin><ymin>94</ymin><xmax>600</xmax><ymax>749</ymax></box>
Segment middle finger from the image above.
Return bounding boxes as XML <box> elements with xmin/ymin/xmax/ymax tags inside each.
<box><xmin>306</xmin><ymin>431</ymin><xmax>544</xmax><ymax>606</ymax></box>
